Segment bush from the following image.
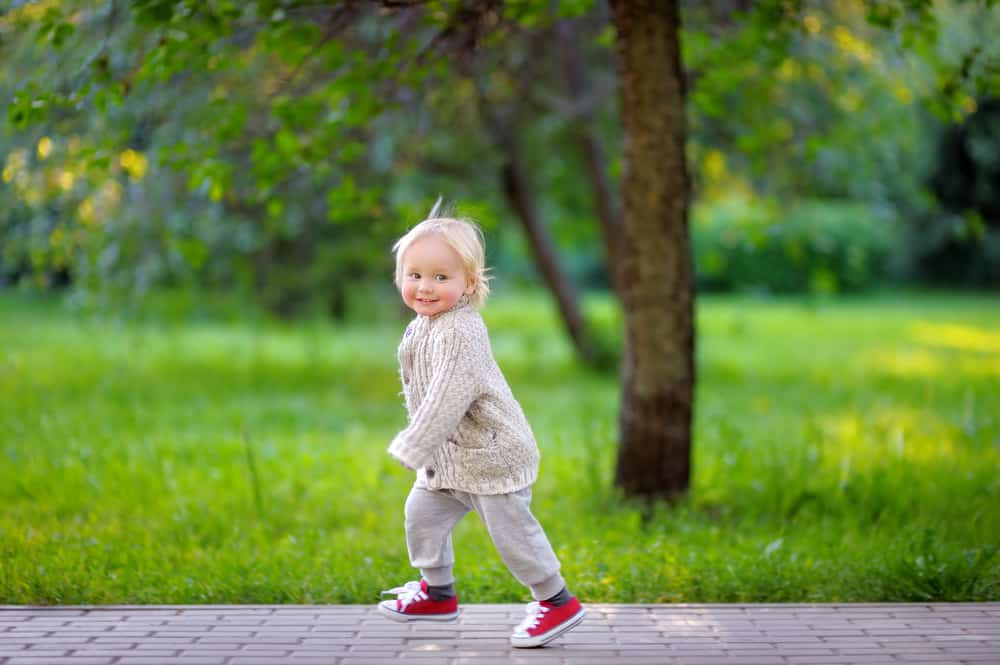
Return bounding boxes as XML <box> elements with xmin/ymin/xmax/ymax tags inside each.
<box><xmin>692</xmin><ymin>197</ymin><xmax>901</xmax><ymax>294</ymax></box>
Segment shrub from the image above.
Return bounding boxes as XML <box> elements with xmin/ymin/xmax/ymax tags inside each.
<box><xmin>692</xmin><ymin>197</ymin><xmax>900</xmax><ymax>294</ymax></box>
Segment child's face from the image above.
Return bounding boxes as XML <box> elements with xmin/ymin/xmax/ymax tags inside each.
<box><xmin>400</xmin><ymin>234</ymin><xmax>474</xmax><ymax>317</ymax></box>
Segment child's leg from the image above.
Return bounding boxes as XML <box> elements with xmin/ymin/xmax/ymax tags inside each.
<box><xmin>404</xmin><ymin>485</ymin><xmax>470</xmax><ymax>587</ymax></box>
<box><xmin>466</xmin><ymin>488</ymin><xmax>565</xmax><ymax>601</ymax></box>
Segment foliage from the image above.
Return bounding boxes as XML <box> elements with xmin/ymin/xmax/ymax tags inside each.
<box><xmin>903</xmin><ymin>216</ymin><xmax>1000</xmax><ymax>288</ymax></box>
<box><xmin>931</xmin><ymin>98</ymin><xmax>1000</xmax><ymax>226</ymax></box>
<box><xmin>1</xmin><ymin>1</ymin><xmax>448</xmax><ymax>315</ymax></box>
<box><xmin>685</xmin><ymin>0</ymin><xmax>999</xmax><ymax>289</ymax></box>
<box><xmin>2</xmin><ymin>290</ymin><xmax>998</xmax><ymax>602</ymax></box>
<box><xmin>901</xmin><ymin>96</ymin><xmax>1000</xmax><ymax>288</ymax></box>
<box><xmin>2</xmin><ymin>0</ymin><xmax>998</xmax><ymax>313</ymax></box>
<box><xmin>692</xmin><ymin>197</ymin><xmax>901</xmax><ymax>294</ymax></box>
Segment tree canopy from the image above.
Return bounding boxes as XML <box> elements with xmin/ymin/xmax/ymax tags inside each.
<box><xmin>2</xmin><ymin>0</ymin><xmax>997</xmax><ymax>312</ymax></box>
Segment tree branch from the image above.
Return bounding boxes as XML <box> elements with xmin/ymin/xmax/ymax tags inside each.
<box><xmin>267</xmin><ymin>5</ymin><xmax>361</xmax><ymax>101</ymax></box>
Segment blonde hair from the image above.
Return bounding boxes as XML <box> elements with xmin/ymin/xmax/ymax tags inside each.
<box><xmin>392</xmin><ymin>202</ymin><xmax>492</xmax><ymax>309</ymax></box>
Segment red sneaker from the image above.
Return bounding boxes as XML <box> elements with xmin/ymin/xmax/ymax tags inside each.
<box><xmin>510</xmin><ymin>597</ymin><xmax>586</xmax><ymax>647</ymax></box>
<box><xmin>378</xmin><ymin>580</ymin><xmax>459</xmax><ymax>622</ymax></box>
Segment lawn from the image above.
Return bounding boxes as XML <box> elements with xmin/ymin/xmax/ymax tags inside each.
<box><xmin>1</xmin><ymin>289</ymin><xmax>998</xmax><ymax>604</ymax></box>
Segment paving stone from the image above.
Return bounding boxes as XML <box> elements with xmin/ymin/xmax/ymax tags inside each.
<box><xmin>242</xmin><ymin>637</ymin><xmax>306</xmax><ymax>645</ymax></box>
<box><xmin>260</xmin><ymin>660</ymin><xmax>340</xmax><ymax>665</ymax></box>
<box><xmin>341</xmin><ymin>650</ymin><xmax>402</xmax><ymax>658</ymax></box>
<box><xmin>121</xmin><ymin>660</ymin><xmax>226</xmax><ymax>665</ymax></box>
<box><xmin>26</xmin><ymin>643</ymin><xmax>99</xmax><ymax>651</ymax></box>
<box><xmin>7</xmin><ymin>659</ymin><xmax>113</xmax><ymax>665</ymax></box>
<box><xmin>927</xmin><ymin>638</ymin><xmax>988</xmax><ymax>649</ymax></box>
<box><xmin>348</xmin><ymin>637</ymin><xmax>405</xmax><ymax>645</ymax></box>
<box><xmin>768</xmin><ymin>648</ymin><xmax>836</xmax><ymax>655</ymax></box>
<box><xmin>0</xmin><ymin>603</ymin><xmax>996</xmax><ymax>664</ymax></box>
<box><xmin>454</xmin><ymin>638</ymin><xmax>509</xmax><ymax>646</ymax></box>
<box><xmin>559</xmin><ymin>647</ymin><xmax>622</xmax><ymax>656</ymax></box>
<box><xmin>674</xmin><ymin>657</ymin><xmax>785</xmax><ymax>664</ymax></box>
<box><xmin>726</xmin><ymin>648</ymin><xmax>787</xmax><ymax>656</ymax></box>
<box><xmin>339</xmin><ymin>659</ymin><xmax>438</xmax><ymax>665</ymax></box>
<box><xmin>785</xmin><ymin>658</ymin><xmax>898</xmax><ymax>664</ymax></box>
<box><xmin>1</xmin><ymin>652</ymin><xmax>71</xmax><ymax>663</ymax></box>
<box><xmin>347</xmin><ymin>643</ymin><xmax>401</xmax><ymax>653</ymax></box>
<box><xmin>559</xmin><ymin>659</ymin><xmax>670</xmax><ymax>665</ymax></box>
<box><xmin>173</xmin><ymin>650</ymin><xmax>252</xmax><ymax>658</ymax></box>
<box><xmin>561</xmin><ymin>633</ymin><xmax>616</xmax><ymax>644</ymax></box>
<box><xmin>4</xmin><ymin>631</ymin><xmax>52</xmax><ymax>638</ymax></box>
<box><xmin>886</xmin><ymin>655</ymin><xmax>956</xmax><ymax>661</ymax></box>
<box><xmin>604</xmin><ymin>645</ymin><xmax>676</xmax><ymax>662</ymax></box>
<box><xmin>66</xmin><ymin>650</ymin><xmax>179</xmax><ymax>658</ymax></box>
<box><xmin>952</xmin><ymin>655</ymin><xmax>1000</xmax><ymax>662</ymax></box>
<box><xmin>140</xmin><ymin>656</ymin><xmax>228</xmax><ymax>665</ymax></box>
<box><xmin>406</xmin><ymin>631</ymin><xmax>462</xmax><ymax>639</ymax></box>
<box><xmin>86</xmin><ymin>637</ymin><xmax>154</xmax><ymax>649</ymax></box>
<box><xmin>287</xmin><ymin>650</ymin><xmax>350</xmax><ymax>658</ymax></box>
<box><xmin>941</xmin><ymin>646</ymin><xmax>1000</xmax><ymax>654</ymax></box>
<box><xmin>23</xmin><ymin>636</ymin><xmax>91</xmax><ymax>645</ymax></box>
<box><xmin>822</xmin><ymin>637</ymin><xmax>889</xmax><ymax>645</ymax></box>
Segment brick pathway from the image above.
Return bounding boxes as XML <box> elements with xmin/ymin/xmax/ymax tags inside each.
<box><xmin>1</xmin><ymin>603</ymin><xmax>998</xmax><ymax>665</ymax></box>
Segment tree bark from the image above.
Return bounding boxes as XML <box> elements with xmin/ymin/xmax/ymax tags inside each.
<box><xmin>556</xmin><ymin>19</ymin><xmax>623</xmax><ymax>297</ymax></box>
<box><xmin>496</xmin><ymin>127</ymin><xmax>596</xmax><ymax>363</ymax></box>
<box><xmin>609</xmin><ymin>0</ymin><xmax>695</xmax><ymax>501</ymax></box>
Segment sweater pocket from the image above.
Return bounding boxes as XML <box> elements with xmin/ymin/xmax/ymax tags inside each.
<box><xmin>448</xmin><ymin>417</ymin><xmax>491</xmax><ymax>449</ymax></box>
<box><xmin>440</xmin><ymin>434</ymin><xmax>538</xmax><ymax>493</ymax></box>
<box><xmin>447</xmin><ymin>431</ymin><xmax>481</xmax><ymax>450</ymax></box>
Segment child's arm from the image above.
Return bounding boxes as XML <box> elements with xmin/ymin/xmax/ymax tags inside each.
<box><xmin>387</xmin><ymin>327</ymin><xmax>482</xmax><ymax>470</ymax></box>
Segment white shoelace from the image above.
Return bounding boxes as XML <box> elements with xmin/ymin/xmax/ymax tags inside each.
<box><xmin>380</xmin><ymin>581</ymin><xmax>427</xmax><ymax>610</ymax></box>
<box><xmin>515</xmin><ymin>601</ymin><xmax>550</xmax><ymax>633</ymax></box>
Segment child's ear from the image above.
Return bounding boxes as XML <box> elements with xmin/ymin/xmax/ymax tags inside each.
<box><xmin>465</xmin><ymin>276</ymin><xmax>476</xmax><ymax>295</ymax></box>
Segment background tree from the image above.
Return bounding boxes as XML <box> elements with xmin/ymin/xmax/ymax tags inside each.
<box><xmin>4</xmin><ymin>0</ymin><xmax>997</xmax><ymax>502</ymax></box>
<box><xmin>608</xmin><ymin>0</ymin><xmax>692</xmax><ymax>500</ymax></box>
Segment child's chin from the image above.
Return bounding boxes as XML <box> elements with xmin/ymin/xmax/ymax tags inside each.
<box><xmin>413</xmin><ymin>301</ymin><xmax>442</xmax><ymax>314</ymax></box>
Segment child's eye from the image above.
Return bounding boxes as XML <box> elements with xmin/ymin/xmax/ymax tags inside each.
<box><xmin>409</xmin><ymin>272</ymin><xmax>420</xmax><ymax>279</ymax></box>
<box><xmin>435</xmin><ymin>274</ymin><xmax>448</xmax><ymax>282</ymax></box>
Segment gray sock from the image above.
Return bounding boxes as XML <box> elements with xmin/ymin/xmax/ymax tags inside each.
<box><xmin>425</xmin><ymin>582</ymin><xmax>456</xmax><ymax>601</ymax></box>
<box><xmin>544</xmin><ymin>586</ymin><xmax>572</xmax><ymax>607</ymax></box>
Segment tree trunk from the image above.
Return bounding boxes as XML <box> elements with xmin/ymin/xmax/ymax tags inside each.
<box><xmin>496</xmin><ymin>128</ymin><xmax>596</xmax><ymax>363</ymax></box>
<box><xmin>556</xmin><ymin>19</ymin><xmax>623</xmax><ymax>297</ymax></box>
<box><xmin>466</xmin><ymin>63</ymin><xmax>598</xmax><ymax>366</ymax></box>
<box><xmin>609</xmin><ymin>0</ymin><xmax>695</xmax><ymax>501</ymax></box>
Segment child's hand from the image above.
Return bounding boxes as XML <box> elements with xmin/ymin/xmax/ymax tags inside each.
<box><xmin>388</xmin><ymin>449</ymin><xmax>414</xmax><ymax>471</ymax></box>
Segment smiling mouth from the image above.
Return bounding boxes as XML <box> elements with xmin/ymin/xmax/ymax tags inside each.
<box><xmin>417</xmin><ymin>298</ymin><xmax>438</xmax><ymax>303</ymax></box>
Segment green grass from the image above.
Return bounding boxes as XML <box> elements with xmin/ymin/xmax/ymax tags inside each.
<box><xmin>1</xmin><ymin>289</ymin><xmax>998</xmax><ymax>604</ymax></box>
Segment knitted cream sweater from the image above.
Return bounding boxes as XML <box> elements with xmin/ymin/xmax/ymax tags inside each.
<box><xmin>387</xmin><ymin>295</ymin><xmax>540</xmax><ymax>495</ymax></box>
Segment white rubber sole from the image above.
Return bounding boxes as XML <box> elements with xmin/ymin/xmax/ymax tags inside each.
<box><xmin>377</xmin><ymin>601</ymin><xmax>459</xmax><ymax>622</ymax></box>
<box><xmin>510</xmin><ymin>607</ymin><xmax>586</xmax><ymax>648</ymax></box>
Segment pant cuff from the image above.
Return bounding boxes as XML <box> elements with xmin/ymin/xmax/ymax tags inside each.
<box><xmin>420</xmin><ymin>566</ymin><xmax>455</xmax><ymax>587</ymax></box>
<box><xmin>530</xmin><ymin>572</ymin><xmax>566</xmax><ymax>601</ymax></box>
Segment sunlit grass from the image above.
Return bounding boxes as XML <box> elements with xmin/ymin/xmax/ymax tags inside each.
<box><xmin>1</xmin><ymin>289</ymin><xmax>998</xmax><ymax>604</ymax></box>
<box><xmin>910</xmin><ymin>321</ymin><xmax>1000</xmax><ymax>354</ymax></box>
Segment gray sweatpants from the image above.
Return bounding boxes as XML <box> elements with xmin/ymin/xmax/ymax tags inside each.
<box><xmin>404</xmin><ymin>480</ymin><xmax>565</xmax><ymax>601</ymax></box>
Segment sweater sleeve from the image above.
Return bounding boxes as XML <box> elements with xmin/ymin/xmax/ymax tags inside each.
<box><xmin>387</xmin><ymin>326</ymin><xmax>482</xmax><ymax>469</ymax></box>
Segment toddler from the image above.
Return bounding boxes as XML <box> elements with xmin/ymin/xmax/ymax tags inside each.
<box><xmin>378</xmin><ymin>202</ymin><xmax>585</xmax><ymax>648</ymax></box>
